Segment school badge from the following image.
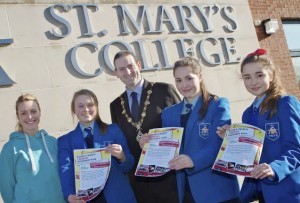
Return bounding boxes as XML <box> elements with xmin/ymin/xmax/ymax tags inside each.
<box><xmin>199</xmin><ymin>123</ymin><xmax>211</xmax><ymax>139</ymax></box>
<box><xmin>265</xmin><ymin>122</ymin><xmax>280</xmax><ymax>141</ymax></box>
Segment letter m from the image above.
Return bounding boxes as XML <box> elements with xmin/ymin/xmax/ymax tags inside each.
<box><xmin>116</xmin><ymin>5</ymin><xmax>158</xmax><ymax>35</ymax></box>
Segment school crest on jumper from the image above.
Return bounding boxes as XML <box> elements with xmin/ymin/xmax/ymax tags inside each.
<box><xmin>265</xmin><ymin>122</ymin><xmax>280</xmax><ymax>141</ymax></box>
<box><xmin>198</xmin><ymin>123</ymin><xmax>211</xmax><ymax>139</ymax></box>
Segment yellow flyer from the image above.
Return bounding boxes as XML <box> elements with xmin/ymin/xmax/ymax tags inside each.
<box><xmin>74</xmin><ymin>149</ymin><xmax>111</xmax><ymax>201</ymax></box>
<box><xmin>213</xmin><ymin>123</ymin><xmax>265</xmax><ymax>176</ymax></box>
<box><xmin>135</xmin><ymin>127</ymin><xmax>183</xmax><ymax>177</ymax></box>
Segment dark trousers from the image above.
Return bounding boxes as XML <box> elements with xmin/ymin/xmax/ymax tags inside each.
<box><xmin>183</xmin><ymin>173</ymin><xmax>196</xmax><ymax>203</ymax></box>
<box><xmin>258</xmin><ymin>192</ymin><xmax>265</xmax><ymax>203</ymax></box>
<box><xmin>90</xmin><ymin>192</ymin><xmax>107</xmax><ymax>203</ymax></box>
<box><xmin>129</xmin><ymin>171</ymin><xmax>179</xmax><ymax>203</ymax></box>
<box><xmin>221</xmin><ymin>197</ymin><xmax>241</xmax><ymax>203</ymax></box>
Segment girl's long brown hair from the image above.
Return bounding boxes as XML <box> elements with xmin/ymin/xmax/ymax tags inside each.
<box><xmin>71</xmin><ymin>89</ymin><xmax>108</xmax><ymax>134</ymax></box>
<box><xmin>173</xmin><ymin>57</ymin><xmax>217</xmax><ymax>119</ymax></box>
<box><xmin>241</xmin><ymin>50</ymin><xmax>286</xmax><ymax>118</ymax></box>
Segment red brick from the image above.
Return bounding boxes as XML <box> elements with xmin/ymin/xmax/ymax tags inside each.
<box><xmin>248</xmin><ymin>0</ymin><xmax>300</xmax><ymax>98</ymax></box>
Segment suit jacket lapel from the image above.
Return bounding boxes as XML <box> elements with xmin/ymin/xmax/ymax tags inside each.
<box><xmin>139</xmin><ymin>80</ymin><xmax>151</xmax><ymax>114</ymax></box>
<box><xmin>257</xmin><ymin>109</ymin><xmax>271</xmax><ymax>125</ymax></box>
<box><xmin>175</xmin><ymin>101</ymin><xmax>184</xmax><ymax>127</ymax></box>
<box><xmin>72</xmin><ymin>124</ymin><xmax>86</xmax><ymax>149</ymax></box>
<box><xmin>93</xmin><ymin>122</ymin><xmax>104</xmax><ymax>144</ymax></box>
<box><xmin>121</xmin><ymin>91</ymin><xmax>132</xmax><ymax>119</ymax></box>
<box><xmin>243</xmin><ymin>107</ymin><xmax>252</xmax><ymax>123</ymax></box>
<box><xmin>138</xmin><ymin>80</ymin><xmax>152</xmax><ymax>121</ymax></box>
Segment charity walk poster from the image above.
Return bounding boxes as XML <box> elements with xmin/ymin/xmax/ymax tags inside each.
<box><xmin>213</xmin><ymin>123</ymin><xmax>265</xmax><ymax>176</ymax></box>
<box><xmin>135</xmin><ymin>127</ymin><xmax>183</xmax><ymax>177</ymax></box>
<box><xmin>74</xmin><ymin>149</ymin><xmax>111</xmax><ymax>201</ymax></box>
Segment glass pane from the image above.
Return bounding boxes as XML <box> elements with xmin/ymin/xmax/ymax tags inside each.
<box><xmin>291</xmin><ymin>57</ymin><xmax>300</xmax><ymax>88</ymax></box>
<box><xmin>282</xmin><ymin>21</ymin><xmax>300</xmax><ymax>50</ymax></box>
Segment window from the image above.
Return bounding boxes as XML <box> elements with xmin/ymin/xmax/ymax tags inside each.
<box><xmin>282</xmin><ymin>20</ymin><xmax>300</xmax><ymax>88</ymax></box>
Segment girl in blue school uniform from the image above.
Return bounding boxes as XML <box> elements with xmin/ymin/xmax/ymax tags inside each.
<box><xmin>217</xmin><ymin>49</ymin><xmax>300</xmax><ymax>203</ymax></box>
<box><xmin>161</xmin><ymin>57</ymin><xmax>240</xmax><ymax>203</ymax></box>
<box><xmin>57</xmin><ymin>89</ymin><xmax>136</xmax><ymax>203</ymax></box>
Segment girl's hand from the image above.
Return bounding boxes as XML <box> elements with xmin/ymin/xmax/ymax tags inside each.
<box><xmin>68</xmin><ymin>194</ymin><xmax>85</xmax><ymax>203</ymax></box>
<box><xmin>251</xmin><ymin>163</ymin><xmax>275</xmax><ymax>179</ymax></box>
<box><xmin>106</xmin><ymin>144</ymin><xmax>126</xmax><ymax>162</ymax></box>
<box><xmin>139</xmin><ymin>133</ymin><xmax>152</xmax><ymax>149</ymax></box>
<box><xmin>216</xmin><ymin>124</ymin><xmax>231</xmax><ymax>139</ymax></box>
<box><xmin>169</xmin><ymin>155</ymin><xmax>194</xmax><ymax>170</ymax></box>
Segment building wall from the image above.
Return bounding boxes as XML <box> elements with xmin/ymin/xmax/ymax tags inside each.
<box><xmin>248</xmin><ymin>0</ymin><xmax>300</xmax><ymax>98</ymax></box>
<box><xmin>0</xmin><ymin>0</ymin><xmax>257</xmax><ymax>147</ymax></box>
<box><xmin>0</xmin><ymin>2</ymin><xmax>256</xmax><ymax>201</ymax></box>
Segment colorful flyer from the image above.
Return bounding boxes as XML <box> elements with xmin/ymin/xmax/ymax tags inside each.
<box><xmin>74</xmin><ymin>149</ymin><xmax>111</xmax><ymax>201</ymax></box>
<box><xmin>213</xmin><ymin>123</ymin><xmax>265</xmax><ymax>176</ymax></box>
<box><xmin>135</xmin><ymin>127</ymin><xmax>183</xmax><ymax>177</ymax></box>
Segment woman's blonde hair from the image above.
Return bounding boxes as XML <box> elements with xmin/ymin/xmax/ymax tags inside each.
<box><xmin>241</xmin><ymin>49</ymin><xmax>286</xmax><ymax>118</ymax></box>
<box><xmin>15</xmin><ymin>93</ymin><xmax>41</xmax><ymax>132</ymax></box>
<box><xmin>173</xmin><ymin>57</ymin><xmax>217</xmax><ymax>119</ymax></box>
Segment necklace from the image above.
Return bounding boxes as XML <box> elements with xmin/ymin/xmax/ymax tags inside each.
<box><xmin>120</xmin><ymin>83</ymin><xmax>154</xmax><ymax>142</ymax></box>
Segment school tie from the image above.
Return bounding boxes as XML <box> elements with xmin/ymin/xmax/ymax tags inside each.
<box><xmin>253</xmin><ymin>107</ymin><xmax>258</xmax><ymax>112</ymax></box>
<box><xmin>248</xmin><ymin>107</ymin><xmax>259</xmax><ymax>126</ymax></box>
<box><xmin>185</xmin><ymin>103</ymin><xmax>193</xmax><ymax>114</ymax></box>
<box><xmin>181</xmin><ymin>103</ymin><xmax>193</xmax><ymax>128</ymax></box>
<box><xmin>131</xmin><ymin>92</ymin><xmax>139</xmax><ymax>122</ymax></box>
<box><xmin>84</xmin><ymin>127</ymin><xmax>94</xmax><ymax>149</ymax></box>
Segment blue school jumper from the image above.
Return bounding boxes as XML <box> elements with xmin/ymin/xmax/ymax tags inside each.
<box><xmin>57</xmin><ymin>123</ymin><xmax>137</xmax><ymax>203</ymax></box>
<box><xmin>240</xmin><ymin>95</ymin><xmax>300</xmax><ymax>203</ymax></box>
<box><xmin>162</xmin><ymin>96</ymin><xmax>240</xmax><ymax>203</ymax></box>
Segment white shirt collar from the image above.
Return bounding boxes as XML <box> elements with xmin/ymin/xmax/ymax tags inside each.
<box><xmin>126</xmin><ymin>78</ymin><xmax>144</xmax><ymax>98</ymax></box>
<box><xmin>79</xmin><ymin>121</ymin><xmax>95</xmax><ymax>138</ymax></box>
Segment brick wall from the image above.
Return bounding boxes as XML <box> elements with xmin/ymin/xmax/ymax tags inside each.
<box><xmin>248</xmin><ymin>0</ymin><xmax>300</xmax><ymax>98</ymax></box>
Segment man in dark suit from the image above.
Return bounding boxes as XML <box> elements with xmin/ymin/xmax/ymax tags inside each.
<box><xmin>110</xmin><ymin>50</ymin><xmax>181</xmax><ymax>203</ymax></box>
